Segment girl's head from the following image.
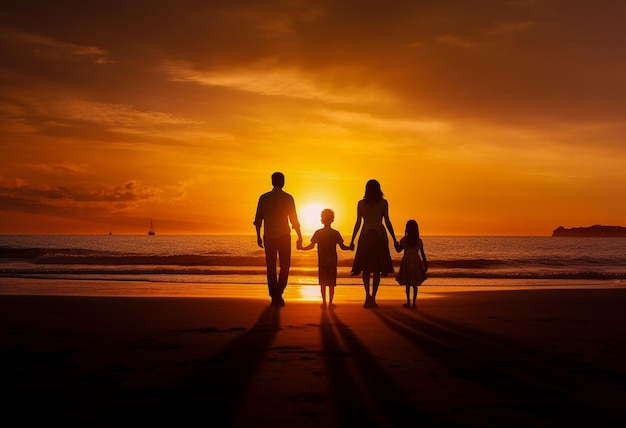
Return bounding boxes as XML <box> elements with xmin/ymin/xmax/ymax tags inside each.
<box><xmin>405</xmin><ymin>219</ymin><xmax>420</xmax><ymax>247</ymax></box>
<box><xmin>363</xmin><ymin>179</ymin><xmax>383</xmax><ymax>205</ymax></box>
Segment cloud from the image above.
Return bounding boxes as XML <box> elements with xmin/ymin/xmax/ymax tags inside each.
<box><xmin>161</xmin><ymin>62</ymin><xmax>392</xmax><ymax>105</ymax></box>
<box><xmin>317</xmin><ymin>109</ymin><xmax>449</xmax><ymax>133</ymax></box>
<box><xmin>45</xmin><ymin>99</ymin><xmax>199</xmax><ymax>129</ymax></box>
<box><xmin>33</xmin><ymin>162</ymin><xmax>87</xmax><ymax>174</ymax></box>
<box><xmin>0</xmin><ymin>178</ymin><xmax>159</xmax><ymax>216</ymax></box>
<box><xmin>489</xmin><ymin>20</ymin><xmax>535</xmax><ymax>34</ymax></box>
<box><xmin>0</xmin><ymin>29</ymin><xmax>112</xmax><ymax>64</ymax></box>
<box><xmin>436</xmin><ymin>34</ymin><xmax>478</xmax><ymax>48</ymax></box>
<box><xmin>0</xmin><ymin>87</ymin><xmax>232</xmax><ymax>144</ymax></box>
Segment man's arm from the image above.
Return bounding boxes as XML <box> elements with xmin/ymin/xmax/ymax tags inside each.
<box><xmin>255</xmin><ymin>223</ymin><xmax>263</xmax><ymax>248</ymax></box>
<box><xmin>294</xmin><ymin>225</ymin><xmax>303</xmax><ymax>249</ymax></box>
<box><xmin>289</xmin><ymin>196</ymin><xmax>303</xmax><ymax>249</ymax></box>
<box><xmin>254</xmin><ymin>197</ymin><xmax>263</xmax><ymax>248</ymax></box>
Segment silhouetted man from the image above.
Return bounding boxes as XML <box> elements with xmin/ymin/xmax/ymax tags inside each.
<box><xmin>254</xmin><ymin>172</ymin><xmax>302</xmax><ymax>306</ymax></box>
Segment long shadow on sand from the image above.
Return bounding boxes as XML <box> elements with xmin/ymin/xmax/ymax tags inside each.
<box><xmin>320</xmin><ymin>309</ymin><xmax>437</xmax><ymax>427</ymax></box>
<box><xmin>134</xmin><ymin>305</ymin><xmax>281</xmax><ymax>426</ymax></box>
<box><xmin>372</xmin><ymin>308</ymin><xmax>626</xmax><ymax>426</ymax></box>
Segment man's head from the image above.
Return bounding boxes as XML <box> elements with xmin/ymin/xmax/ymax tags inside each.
<box><xmin>271</xmin><ymin>172</ymin><xmax>285</xmax><ymax>188</ymax></box>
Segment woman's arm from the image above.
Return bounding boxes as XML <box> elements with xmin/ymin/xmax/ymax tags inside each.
<box><xmin>350</xmin><ymin>201</ymin><xmax>363</xmax><ymax>248</ymax></box>
<box><xmin>394</xmin><ymin>237</ymin><xmax>403</xmax><ymax>253</ymax></box>
<box><xmin>382</xmin><ymin>200</ymin><xmax>399</xmax><ymax>245</ymax></box>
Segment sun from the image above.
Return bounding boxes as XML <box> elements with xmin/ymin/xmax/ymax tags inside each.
<box><xmin>299</xmin><ymin>203</ymin><xmax>326</xmax><ymax>236</ymax></box>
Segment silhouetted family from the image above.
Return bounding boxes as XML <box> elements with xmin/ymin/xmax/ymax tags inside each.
<box><xmin>254</xmin><ymin>172</ymin><xmax>428</xmax><ymax>309</ymax></box>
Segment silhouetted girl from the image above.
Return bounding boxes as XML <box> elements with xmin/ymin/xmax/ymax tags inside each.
<box><xmin>395</xmin><ymin>219</ymin><xmax>428</xmax><ymax>308</ymax></box>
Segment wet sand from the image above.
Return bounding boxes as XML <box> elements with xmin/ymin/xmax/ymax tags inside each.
<box><xmin>1</xmin><ymin>286</ymin><xmax>626</xmax><ymax>427</ymax></box>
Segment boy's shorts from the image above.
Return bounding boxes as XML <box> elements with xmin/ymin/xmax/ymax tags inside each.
<box><xmin>319</xmin><ymin>265</ymin><xmax>338</xmax><ymax>286</ymax></box>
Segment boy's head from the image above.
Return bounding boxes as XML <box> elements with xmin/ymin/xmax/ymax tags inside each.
<box><xmin>320</xmin><ymin>208</ymin><xmax>334</xmax><ymax>225</ymax></box>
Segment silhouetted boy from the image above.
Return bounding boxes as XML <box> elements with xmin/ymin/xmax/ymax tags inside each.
<box><xmin>301</xmin><ymin>209</ymin><xmax>351</xmax><ymax>308</ymax></box>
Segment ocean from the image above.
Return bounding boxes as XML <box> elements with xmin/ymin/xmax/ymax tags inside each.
<box><xmin>1</xmin><ymin>235</ymin><xmax>625</xmax><ymax>297</ymax></box>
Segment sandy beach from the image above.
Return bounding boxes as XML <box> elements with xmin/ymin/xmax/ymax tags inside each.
<box><xmin>1</xmin><ymin>285</ymin><xmax>626</xmax><ymax>427</ymax></box>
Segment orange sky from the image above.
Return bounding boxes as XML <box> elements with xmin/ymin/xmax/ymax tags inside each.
<box><xmin>1</xmin><ymin>1</ymin><xmax>625</xmax><ymax>236</ymax></box>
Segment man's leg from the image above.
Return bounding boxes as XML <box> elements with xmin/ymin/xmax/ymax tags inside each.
<box><xmin>276</xmin><ymin>234</ymin><xmax>292</xmax><ymax>299</ymax></box>
<box><xmin>263</xmin><ymin>236</ymin><xmax>279</xmax><ymax>301</ymax></box>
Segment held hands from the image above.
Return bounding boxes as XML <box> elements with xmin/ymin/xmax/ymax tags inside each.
<box><xmin>349</xmin><ymin>242</ymin><xmax>355</xmax><ymax>251</ymax></box>
<box><xmin>394</xmin><ymin>240</ymin><xmax>402</xmax><ymax>253</ymax></box>
<box><xmin>296</xmin><ymin>238</ymin><xmax>303</xmax><ymax>250</ymax></box>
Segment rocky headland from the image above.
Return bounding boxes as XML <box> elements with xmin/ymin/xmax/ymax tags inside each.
<box><xmin>552</xmin><ymin>225</ymin><xmax>626</xmax><ymax>237</ymax></box>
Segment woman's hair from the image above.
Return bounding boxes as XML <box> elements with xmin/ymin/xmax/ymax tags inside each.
<box><xmin>405</xmin><ymin>219</ymin><xmax>420</xmax><ymax>247</ymax></box>
<box><xmin>363</xmin><ymin>179</ymin><xmax>383</xmax><ymax>205</ymax></box>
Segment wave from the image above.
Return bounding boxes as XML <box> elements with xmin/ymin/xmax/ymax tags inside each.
<box><xmin>0</xmin><ymin>247</ymin><xmax>268</xmax><ymax>266</ymax></box>
<box><xmin>4</xmin><ymin>246</ymin><xmax>623</xmax><ymax>269</ymax></box>
<box><xmin>2</xmin><ymin>245</ymin><xmax>626</xmax><ymax>281</ymax></box>
<box><xmin>1</xmin><ymin>267</ymin><xmax>625</xmax><ymax>281</ymax></box>
<box><xmin>428</xmin><ymin>271</ymin><xmax>626</xmax><ymax>280</ymax></box>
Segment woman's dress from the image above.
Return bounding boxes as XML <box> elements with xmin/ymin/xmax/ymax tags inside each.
<box><xmin>351</xmin><ymin>199</ymin><xmax>394</xmax><ymax>276</ymax></box>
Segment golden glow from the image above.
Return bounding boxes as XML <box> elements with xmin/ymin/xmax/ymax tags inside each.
<box><xmin>298</xmin><ymin>202</ymin><xmax>326</xmax><ymax>236</ymax></box>
<box><xmin>1</xmin><ymin>3</ymin><xmax>625</xmax><ymax>236</ymax></box>
<box><xmin>296</xmin><ymin>285</ymin><xmax>323</xmax><ymax>302</ymax></box>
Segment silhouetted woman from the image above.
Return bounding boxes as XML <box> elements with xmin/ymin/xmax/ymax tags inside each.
<box><xmin>349</xmin><ymin>179</ymin><xmax>399</xmax><ymax>308</ymax></box>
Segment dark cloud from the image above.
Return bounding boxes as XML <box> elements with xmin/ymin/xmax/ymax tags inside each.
<box><xmin>0</xmin><ymin>178</ymin><xmax>159</xmax><ymax>215</ymax></box>
<box><xmin>2</xmin><ymin>0</ymin><xmax>624</xmax><ymax>126</ymax></box>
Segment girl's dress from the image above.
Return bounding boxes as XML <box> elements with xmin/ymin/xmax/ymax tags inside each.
<box><xmin>396</xmin><ymin>237</ymin><xmax>426</xmax><ymax>286</ymax></box>
<box><xmin>351</xmin><ymin>199</ymin><xmax>394</xmax><ymax>276</ymax></box>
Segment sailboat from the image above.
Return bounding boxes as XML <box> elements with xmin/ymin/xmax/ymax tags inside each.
<box><xmin>148</xmin><ymin>219</ymin><xmax>155</xmax><ymax>235</ymax></box>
